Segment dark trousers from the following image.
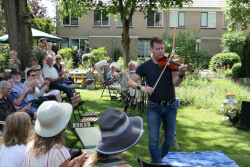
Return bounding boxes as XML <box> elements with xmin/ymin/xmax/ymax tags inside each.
<box><xmin>49</xmin><ymin>81</ymin><xmax>74</xmax><ymax>99</ymax></box>
<box><xmin>30</xmin><ymin>96</ymin><xmax>49</xmax><ymax>108</ymax></box>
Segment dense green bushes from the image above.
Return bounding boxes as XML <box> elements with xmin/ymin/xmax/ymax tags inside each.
<box><xmin>231</xmin><ymin>62</ymin><xmax>243</xmax><ymax>79</ymax></box>
<box><xmin>0</xmin><ymin>44</ymin><xmax>10</xmax><ymax>69</ymax></box>
<box><xmin>242</xmin><ymin>32</ymin><xmax>250</xmax><ymax>77</ymax></box>
<box><xmin>82</xmin><ymin>47</ymin><xmax>109</xmax><ymax>67</ymax></box>
<box><xmin>209</xmin><ymin>52</ymin><xmax>240</xmax><ymax>71</ymax></box>
<box><xmin>221</xmin><ymin>31</ymin><xmax>245</xmax><ymax>57</ymax></box>
<box><xmin>57</xmin><ymin>47</ymin><xmax>74</xmax><ymax>60</ymax></box>
<box><xmin>113</xmin><ymin>47</ymin><xmax>123</xmax><ymax>62</ymax></box>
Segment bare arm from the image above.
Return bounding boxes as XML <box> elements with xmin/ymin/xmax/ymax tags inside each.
<box><xmin>172</xmin><ymin>64</ymin><xmax>188</xmax><ymax>87</ymax></box>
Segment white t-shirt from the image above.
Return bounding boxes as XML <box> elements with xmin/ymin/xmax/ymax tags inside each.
<box><xmin>0</xmin><ymin>143</ymin><xmax>27</xmax><ymax>167</ymax></box>
<box><xmin>94</xmin><ymin>60</ymin><xmax>107</xmax><ymax>68</ymax></box>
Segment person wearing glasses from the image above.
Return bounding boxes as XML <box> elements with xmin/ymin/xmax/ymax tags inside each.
<box><xmin>32</xmin><ymin>65</ymin><xmax>62</xmax><ymax>102</ymax></box>
<box><xmin>24</xmin><ymin>69</ymin><xmax>57</xmax><ymax>102</ymax></box>
<box><xmin>0</xmin><ymin>78</ymin><xmax>37</xmax><ymax>125</ymax></box>
<box><xmin>107</xmin><ymin>63</ymin><xmax>121</xmax><ymax>93</ymax></box>
<box><xmin>121</xmin><ymin>61</ymin><xmax>137</xmax><ymax>93</ymax></box>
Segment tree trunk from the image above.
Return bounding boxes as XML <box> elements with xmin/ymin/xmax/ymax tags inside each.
<box><xmin>2</xmin><ymin>0</ymin><xmax>33</xmax><ymax>70</ymax></box>
<box><xmin>122</xmin><ymin>31</ymin><xmax>130</xmax><ymax>69</ymax></box>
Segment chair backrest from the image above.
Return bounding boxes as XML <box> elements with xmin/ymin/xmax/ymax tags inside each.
<box><xmin>103</xmin><ymin>64</ymin><xmax>111</xmax><ymax>82</ymax></box>
<box><xmin>240</xmin><ymin>101</ymin><xmax>250</xmax><ymax>128</ymax></box>
<box><xmin>137</xmin><ymin>156</ymin><xmax>173</xmax><ymax>167</ymax></box>
<box><xmin>75</xmin><ymin>127</ymin><xmax>101</xmax><ymax>149</ymax></box>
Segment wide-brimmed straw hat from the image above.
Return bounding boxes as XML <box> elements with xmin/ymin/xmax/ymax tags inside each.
<box><xmin>96</xmin><ymin>108</ymin><xmax>144</xmax><ymax>155</ymax></box>
<box><xmin>35</xmin><ymin>101</ymin><xmax>72</xmax><ymax>137</ymax></box>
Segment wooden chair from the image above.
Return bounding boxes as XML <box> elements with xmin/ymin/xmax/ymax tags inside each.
<box><xmin>137</xmin><ymin>157</ymin><xmax>173</xmax><ymax>167</ymax></box>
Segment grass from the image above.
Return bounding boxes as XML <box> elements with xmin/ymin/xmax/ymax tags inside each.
<box><xmin>64</xmin><ymin>80</ymin><xmax>250</xmax><ymax>167</ymax></box>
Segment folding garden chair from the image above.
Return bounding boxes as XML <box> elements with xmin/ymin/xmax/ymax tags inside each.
<box><xmin>100</xmin><ymin>64</ymin><xmax>121</xmax><ymax>101</ymax></box>
<box><xmin>137</xmin><ymin>156</ymin><xmax>173</xmax><ymax>167</ymax></box>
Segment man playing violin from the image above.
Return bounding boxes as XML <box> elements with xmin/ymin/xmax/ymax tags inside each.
<box><xmin>128</xmin><ymin>37</ymin><xmax>188</xmax><ymax>164</ymax></box>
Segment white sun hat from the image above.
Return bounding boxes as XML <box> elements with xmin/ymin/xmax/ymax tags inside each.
<box><xmin>35</xmin><ymin>101</ymin><xmax>72</xmax><ymax>137</ymax></box>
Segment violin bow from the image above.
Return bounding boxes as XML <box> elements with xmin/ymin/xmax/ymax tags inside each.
<box><xmin>153</xmin><ymin>28</ymin><xmax>176</xmax><ymax>90</ymax></box>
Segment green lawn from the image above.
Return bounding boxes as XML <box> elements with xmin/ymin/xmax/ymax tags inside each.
<box><xmin>64</xmin><ymin>85</ymin><xmax>250</xmax><ymax>167</ymax></box>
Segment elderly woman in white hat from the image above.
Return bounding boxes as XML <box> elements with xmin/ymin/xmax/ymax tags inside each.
<box><xmin>83</xmin><ymin>108</ymin><xmax>144</xmax><ymax>167</ymax></box>
<box><xmin>25</xmin><ymin>101</ymin><xmax>88</xmax><ymax>167</ymax></box>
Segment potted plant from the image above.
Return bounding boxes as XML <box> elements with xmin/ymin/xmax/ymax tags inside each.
<box><xmin>221</xmin><ymin>104</ymin><xmax>241</xmax><ymax>125</ymax></box>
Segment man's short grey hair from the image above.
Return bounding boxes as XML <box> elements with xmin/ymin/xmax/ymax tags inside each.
<box><xmin>128</xmin><ymin>61</ymin><xmax>136</xmax><ymax>67</ymax></box>
<box><xmin>32</xmin><ymin>65</ymin><xmax>41</xmax><ymax>70</ymax></box>
<box><xmin>0</xmin><ymin>81</ymin><xmax>10</xmax><ymax>89</ymax></box>
<box><xmin>46</xmin><ymin>55</ymin><xmax>53</xmax><ymax>60</ymax></box>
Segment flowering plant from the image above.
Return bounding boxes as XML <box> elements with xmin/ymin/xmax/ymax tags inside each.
<box><xmin>221</xmin><ymin>104</ymin><xmax>241</xmax><ymax>118</ymax></box>
<box><xmin>31</xmin><ymin>45</ymin><xmax>46</xmax><ymax>61</ymax></box>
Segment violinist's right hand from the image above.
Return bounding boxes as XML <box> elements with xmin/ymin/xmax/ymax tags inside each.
<box><xmin>141</xmin><ymin>86</ymin><xmax>154</xmax><ymax>96</ymax></box>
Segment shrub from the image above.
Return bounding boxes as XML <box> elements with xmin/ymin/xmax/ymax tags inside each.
<box><xmin>242</xmin><ymin>32</ymin><xmax>250</xmax><ymax>77</ymax></box>
<box><xmin>209</xmin><ymin>52</ymin><xmax>240</xmax><ymax>71</ymax></box>
<box><xmin>82</xmin><ymin>47</ymin><xmax>109</xmax><ymax>67</ymax></box>
<box><xmin>231</xmin><ymin>62</ymin><xmax>243</xmax><ymax>79</ymax></box>
<box><xmin>113</xmin><ymin>47</ymin><xmax>123</xmax><ymax>62</ymax></box>
<box><xmin>57</xmin><ymin>47</ymin><xmax>73</xmax><ymax>60</ymax></box>
<box><xmin>0</xmin><ymin>44</ymin><xmax>10</xmax><ymax>69</ymax></box>
<box><xmin>221</xmin><ymin>31</ymin><xmax>245</xmax><ymax>57</ymax></box>
<box><xmin>163</xmin><ymin>30</ymin><xmax>208</xmax><ymax>68</ymax></box>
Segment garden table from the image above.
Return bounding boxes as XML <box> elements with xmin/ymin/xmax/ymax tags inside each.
<box><xmin>68</xmin><ymin>71</ymin><xmax>100</xmax><ymax>87</ymax></box>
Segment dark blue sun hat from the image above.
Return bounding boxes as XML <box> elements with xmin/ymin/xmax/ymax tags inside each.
<box><xmin>95</xmin><ymin>108</ymin><xmax>144</xmax><ymax>155</ymax></box>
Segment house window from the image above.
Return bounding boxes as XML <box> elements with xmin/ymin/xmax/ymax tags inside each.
<box><xmin>200</xmin><ymin>12</ymin><xmax>216</xmax><ymax>28</ymax></box>
<box><xmin>116</xmin><ymin>13</ymin><xmax>132</xmax><ymax>27</ymax></box>
<box><xmin>223</xmin><ymin>12</ymin><xmax>239</xmax><ymax>29</ymax></box>
<box><xmin>138</xmin><ymin>40</ymin><xmax>151</xmax><ymax>59</ymax></box>
<box><xmin>147</xmin><ymin>11</ymin><xmax>163</xmax><ymax>27</ymax></box>
<box><xmin>94</xmin><ymin>10</ymin><xmax>109</xmax><ymax>26</ymax></box>
<box><xmin>170</xmin><ymin>11</ymin><xmax>186</xmax><ymax>27</ymax></box>
<box><xmin>63</xmin><ymin>14</ymin><xmax>78</xmax><ymax>26</ymax></box>
<box><xmin>60</xmin><ymin>38</ymin><xmax>89</xmax><ymax>53</ymax></box>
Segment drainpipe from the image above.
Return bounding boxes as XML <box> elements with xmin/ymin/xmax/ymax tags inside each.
<box><xmin>113</xmin><ymin>37</ymin><xmax>115</xmax><ymax>59</ymax></box>
<box><xmin>166</xmin><ymin>11</ymin><xmax>168</xmax><ymax>37</ymax></box>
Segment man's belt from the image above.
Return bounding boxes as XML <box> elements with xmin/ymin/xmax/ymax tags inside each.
<box><xmin>149</xmin><ymin>99</ymin><xmax>176</xmax><ymax>106</ymax></box>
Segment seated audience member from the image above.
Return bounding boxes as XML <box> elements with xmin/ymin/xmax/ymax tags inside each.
<box><xmin>25</xmin><ymin>101</ymin><xmax>88</xmax><ymax>167</ymax></box>
<box><xmin>83</xmin><ymin>108</ymin><xmax>144</xmax><ymax>167</ymax></box>
<box><xmin>53</xmin><ymin>55</ymin><xmax>74</xmax><ymax>85</ymax></box>
<box><xmin>42</xmin><ymin>56</ymin><xmax>74</xmax><ymax>99</ymax></box>
<box><xmin>0</xmin><ymin>80</ymin><xmax>35</xmax><ymax>126</ymax></box>
<box><xmin>9</xmin><ymin>50</ymin><xmax>21</xmax><ymax>72</ymax></box>
<box><xmin>107</xmin><ymin>63</ymin><xmax>121</xmax><ymax>93</ymax></box>
<box><xmin>0</xmin><ymin>66</ymin><xmax>5</xmax><ymax>81</ymax></box>
<box><xmin>0</xmin><ymin>112</ymin><xmax>31</xmax><ymax>167</ymax></box>
<box><xmin>9</xmin><ymin>69</ymin><xmax>49</xmax><ymax>109</ymax></box>
<box><xmin>121</xmin><ymin>61</ymin><xmax>137</xmax><ymax>93</ymax></box>
<box><xmin>24</xmin><ymin>69</ymin><xmax>57</xmax><ymax>101</ymax></box>
<box><xmin>24</xmin><ymin>57</ymin><xmax>39</xmax><ymax>79</ymax></box>
<box><xmin>33</xmin><ymin>65</ymin><xmax>62</xmax><ymax>102</ymax></box>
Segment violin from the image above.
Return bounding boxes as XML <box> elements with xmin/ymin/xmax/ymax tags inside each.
<box><xmin>158</xmin><ymin>55</ymin><xmax>194</xmax><ymax>72</ymax></box>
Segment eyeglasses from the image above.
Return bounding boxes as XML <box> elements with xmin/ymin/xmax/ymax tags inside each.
<box><xmin>111</xmin><ymin>67</ymin><xmax>115</xmax><ymax>69</ymax></box>
<box><xmin>36</xmin><ymin>69</ymin><xmax>41</xmax><ymax>71</ymax></box>
<box><xmin>56</xmin><ymin>58</ymin><xmax>61</xmax><ymax>60</ymax></box>
<box><xmin>4</xmin><ymin>88</ymin><xmax>11</xmax><ymax>91</ymax></box>
<box><xmin>30</xmin><ymin>74</ymin><xmax>36</xmax><ymax>77</ymax></box>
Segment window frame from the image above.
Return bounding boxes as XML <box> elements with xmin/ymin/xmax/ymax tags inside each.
<box><xmin>223</xmin><ymin>12</ymin><xmax>239</xmax><ymax>29</ymax></box>
<box><xmin>63</xmin><ymin>13</ymin><xmax>79</xmax><ymax>26</ymax></box>
<box><xmin>200</xmin><ymin>12</ymin><xmax>216</xmax><ymax>28</ymax></box>
<box><xmin>146</xmin><ymin>11</ymin><xmax>163</xmax><ymax>27</ymax></box>
<box><xmin>116</xmin><ymin>13</ymin><xmax>133</xmax><ymax>27</ymax></box>
<box><xmin>170</xmin><ymin>11</ymin><xmax>186</xmax><ymax>28</ymax></box>
<box><xmin>60</xmin><ymin>38</ymin><xmax>89</xmax><ymax>53</ymax></box>
<box><xmin>93</xmin><ymin>10</ymin><xmax>110</xmax><ymax>27</ymax></box>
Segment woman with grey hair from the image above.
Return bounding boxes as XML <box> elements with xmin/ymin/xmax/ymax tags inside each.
<box><xmin>106</xmin><ymin>63</ymin><xmax>121</xmax><ymax>93</ymax></box>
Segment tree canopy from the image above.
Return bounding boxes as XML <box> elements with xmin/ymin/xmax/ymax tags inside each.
<box><xmin>225</xmin><ymin>0</ymin><xmax>250</xmax><ymax>32</ymax></box>
<box><xmin>57</xmin><ymin>0</ymin><xmax>191</xmax><ymax>67</ymax></box>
